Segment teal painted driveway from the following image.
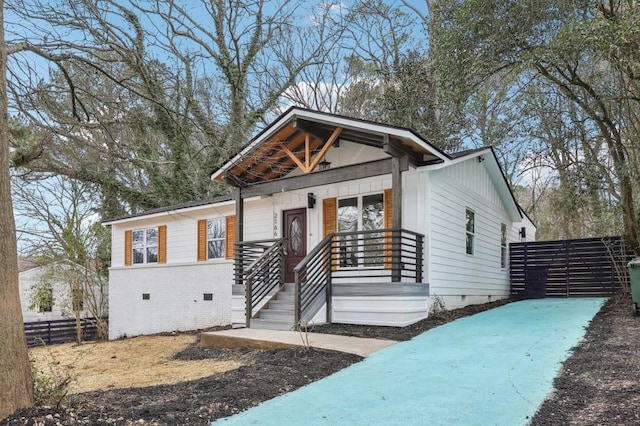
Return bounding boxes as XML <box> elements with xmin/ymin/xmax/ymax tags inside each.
<box><xmin>214</xmin><ymin>298</ymin><xmax>604</xmax><ymax>426</ymax></box>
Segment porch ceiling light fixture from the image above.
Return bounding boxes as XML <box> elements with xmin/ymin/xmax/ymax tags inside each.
<box><xmin>318</xmin><ymin>158</ymin><xmax>331</xmax><ymax>171</ymax></box>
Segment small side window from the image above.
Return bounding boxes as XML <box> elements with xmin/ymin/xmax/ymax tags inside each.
<box><xmin>500</xmin><ymin>223</ymin><xmax>507</xmax><ymax>268</ymax></box>
<box><xmin>466</xmin><ymin>209</ymin><xmax>475</xmax><ymax>255</ymax></box>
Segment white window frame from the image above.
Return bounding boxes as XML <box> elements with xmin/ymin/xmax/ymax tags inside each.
<box><xmin>206</xmin><ymin>217</ymin><xmax>226</xmax><ymax>260</ymax></box>
<box><xmin>337</xmin><ymin>193</ymin><xmax>385</xmax><ymax>268</ymax></box>
<box><xmin>500</xmin><ymin>223</ymin><xmax>507</xmax><ymax>269</ymax></box>
<box><xmin>466</xmin><ymin>208</ymin><xmax>475</xmax><ymax>255</ymax></box>
<box><xmin>132</xmin><ymin>227</ymin><xmax>158</xmax><ymax>264</ymax></box>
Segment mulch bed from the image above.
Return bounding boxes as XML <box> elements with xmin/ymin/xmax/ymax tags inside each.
<box><xmin>530</xmin><ymin>292</ymin><xmax>640</xmax><ymax>425</ymax></box>
<box><xmin>4</xmin><ymin>294</ymin><xmax>639</xmax><ymax>425</ymax></box>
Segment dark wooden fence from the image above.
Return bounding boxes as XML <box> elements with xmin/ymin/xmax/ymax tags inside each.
<box><xmin>510</xmin><ymin>237</ymin><xmax>636</xmax><ymax>298</ymax></box>
<box><xmin>24</xmin><ymin>317</ymin><xmax>105</xmax><ymax>347</ymax></box>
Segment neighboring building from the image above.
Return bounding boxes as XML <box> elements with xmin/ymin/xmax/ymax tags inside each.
<box><xmin>104</xmin><ymin>108</ymin><xmax>536</xmax><ymax>340</ymax></box>
<box><xmin>19</xmin><ymin>259</ymin><xmax>107</xmax><ymax>323</ymax></box>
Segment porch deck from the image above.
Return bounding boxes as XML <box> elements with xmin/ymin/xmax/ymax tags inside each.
<box><xmin>233</xmin><ymin>282</ymin><xmax>430</xmax><ymax>328</ymax></box>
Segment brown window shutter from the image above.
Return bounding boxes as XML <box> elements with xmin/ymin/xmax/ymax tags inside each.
<box><xmin>384</xmin><ymin>188</ymin><xmax>393</xmax><ymax>228</ymax></box>
<box><xmin>322</xmin><ymin>198</ymin><xmax>337</xmax><ymax>236</ymax></box>
<box><xmin>158</xmin><ymin>225</ymin><xmax>167</xmax><ymax>264</ymax></box>
<box><xmin>124</xmin><ymin>230</ymin><xmax>132</xmax><ymax>266</ymax></box>
<box><xmin>384</xmin><ymin>189</ymin><xmax>393</xmax><ymax>269</ymax></box>
<box><xmin>323</xmin><ymin>198</ymin><xmax>337</xmax><ymax>271</ymax></box>
<box><xmin>226</xmin><ymin>215</ymin><xmax>236</xmax><ymax>260</ymax></box>
<box><xmin>197</xmin><ymin>219</ymin><xmax>207</xmax><ymax>261</ymax></box>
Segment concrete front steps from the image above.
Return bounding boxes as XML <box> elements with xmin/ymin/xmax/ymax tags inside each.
<box><xmin>250</xmin><ymin>283</ymin><xmax>296</xmax><ymax>331</ymax></box>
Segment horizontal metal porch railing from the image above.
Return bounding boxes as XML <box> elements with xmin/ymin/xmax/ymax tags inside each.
<box><xmin>294</xmin><ymin>228</ymin><xmax>424</xmax><ymax>325</ymax></box>
<box><xmin>236</xmin><ymin>239</ymin><xmax>285</xmax><ymax>327</ymax></box>
<box><xmin>234</xmin><ymin>239</ymin><xmax>283</xmax><ymax>285</ymax></box>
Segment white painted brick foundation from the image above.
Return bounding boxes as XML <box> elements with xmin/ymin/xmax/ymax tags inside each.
<box><xmin>108</xmin><ymin>261</ymin><xmax>234</xmax><ymax>339</ymax></box>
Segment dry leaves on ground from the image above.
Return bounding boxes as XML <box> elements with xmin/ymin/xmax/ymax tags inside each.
<box><xmin>29</xmin><ymin>334</ymin><xmax>243</xmax><ymax>394</ymax></box>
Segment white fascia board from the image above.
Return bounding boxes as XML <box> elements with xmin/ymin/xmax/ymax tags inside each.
<box><xmin>420</xmin><ymin>148</ymin><xmax>489</xmax><ymax>171</ymax></box>
<box><xmin>102</xmin><ymin>199</ymin><xmax>236</xmax><ymax>226</ymax></box>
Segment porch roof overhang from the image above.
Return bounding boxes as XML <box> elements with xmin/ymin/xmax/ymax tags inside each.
<box><xmin>211</xmin><ymin>107</ymin><xmax>448</xmax><ymax>188</ymax></box>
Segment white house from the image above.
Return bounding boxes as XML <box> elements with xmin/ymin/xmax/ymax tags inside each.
<box><xmin>104</xmin><ymin>108</ymin><xmax>535</xmax><ymax>340</ymax></box>
<box><xmin>18</xmin><ymin>259</ymin><xmax>107</xmax><ymax>323</ymax></box>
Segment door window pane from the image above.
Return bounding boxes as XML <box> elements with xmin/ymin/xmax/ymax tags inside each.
<box><xmin>290</xmin><ymin>217</ymin><xmax>302</xmax><ymax>255</ymax></box>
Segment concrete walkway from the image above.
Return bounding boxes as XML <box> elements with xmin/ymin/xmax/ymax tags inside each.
<box><xmin>213</xmin><ymin>298</ymin><xmax>605</xmax><ymax>426</ymax></box>
<box><xmin>201</xmin><ymin>328</ymin><xmax>397</xmax><ymax>357</ymax></box>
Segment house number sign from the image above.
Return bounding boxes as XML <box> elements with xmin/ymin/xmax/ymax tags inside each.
<box><xmin>273</xmin><ymin>212</ymin><xmax>278</xmax><ymax>237</ymax></box>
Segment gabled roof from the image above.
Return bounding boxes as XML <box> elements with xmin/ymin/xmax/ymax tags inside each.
<box><xmin>18</xmin><ymin>258</ymin><xmax>39</xmax><ymax>273</ymax></box>
<box><xmin>425</xmin><ymin>146</ymin><xmax>523</xmax><ymax>222</ymax></box>
<box><xmin>211</xmin><ymin>107</ymin><xmax>449</xmax><ymax>186</ymax></box>
<box><xmin>105</xmin><ymin>110</ymin><xmax>526</xmax><ymax>225</ymax></box>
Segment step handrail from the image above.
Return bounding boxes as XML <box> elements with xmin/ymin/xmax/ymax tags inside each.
<box><xmin>245</xmin><ymin>238</ymin><xmax>285</xmax><ymax>327</ymax></box>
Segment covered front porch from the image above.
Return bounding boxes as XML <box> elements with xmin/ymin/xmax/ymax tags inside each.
<box><xmin>232</xmin><ymin>227</ymin><xmax>429</xmax><ymax>330</ymax></box>
<box><xmin>212</xmin><ymin>108</ymin><xmax>442</xmax><ymax>330</ymax></box>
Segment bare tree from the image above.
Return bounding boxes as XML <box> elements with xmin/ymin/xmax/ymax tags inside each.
<box><xmin>0</xmin><ymin>0</ymin><xmax>34</xmax><ymax>417</ymax></box>
<box><xmin>13</xmin><ymin>174</ymin><xmax>109</xmax><ymax>341</ymax></box>
<box><xmin>8</xmin><ymin>0</ymin><xmax>345</xmax><ymax>216</ymax></box>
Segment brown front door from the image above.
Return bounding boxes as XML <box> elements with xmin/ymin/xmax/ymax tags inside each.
<box><xmin>283</xmin><ymin>208</ymin><xmax>307</xmax><ymax>283</ymax></box>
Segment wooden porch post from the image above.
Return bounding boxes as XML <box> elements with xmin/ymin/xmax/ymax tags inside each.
<box><xmin>383</xmin><ymin>134</ymin><xmax>407</xmax><ymax>283</ymax></box>
<box><xmin>235</xmin><ymin>188</ymin><xmax>244</xmax><ymax>287</ymax></box>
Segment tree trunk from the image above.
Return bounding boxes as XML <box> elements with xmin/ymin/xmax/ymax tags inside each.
<box><xmin>75</xmin><ymin>310</ymin><xmax>82</xmax><ymax>345</ymax></box>
<box><xmin>0</xmin><ymin>0</ymin><xmax>35</xmax><ymax>419</ymax></box>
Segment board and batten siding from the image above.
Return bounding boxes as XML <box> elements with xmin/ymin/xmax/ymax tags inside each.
<box><xmin>427</xmin><ymin>158</ymin><xmax>517</xmax><ymax>307</ymax></box>
<box><xmin>272</xmin><ymin>173</ymin><xmax>396</xmax><ymax>250</ymax></box>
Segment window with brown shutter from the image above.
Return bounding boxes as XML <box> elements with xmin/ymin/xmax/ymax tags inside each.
<box><xmin>158</xmin><ymin>225</ymin><xmax>167</xmax><ymax>264</ymax></box>
<box><xmin>226</xmin><ymin>215</ymin><xmax>236</xmax><ymax>259</ymax></box>
<box><xmin>198</xmin><ymin>216</ymin><xmax>236</xmax><ymax>261</ymax></box>
<box><xmin>197</xmin><ymin>219</ymin><xmax>207</xmax><ymax>261</ymax></box>
<box><xmin>124</xmin><ymin>230</ymin><xmax>132</xmax><ymax>266</ymax></box>
<box><xmin>323</xmin><ymin>198</ymin><xmax>337</xmax><ymax>270</ymax></box>
<box><xmin>323</xmin><ymin>198</ymin><xmax>337</xmax><ymax>237</ymax></box>
<box><xmin>127</xmin><ymin>227</ymin><xmax>162</xmax><ymax>265</ymax></box>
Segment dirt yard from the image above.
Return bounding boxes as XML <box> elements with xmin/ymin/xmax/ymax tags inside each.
<box><xmin>4</xmin><ymin>294</ymin><xmax>639</xmax><ymax>425</ymax></box>
<box><xmin>29</xmin><ymin>334</ymin><xmax>242</xmax><ymax>394</ymax></box>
